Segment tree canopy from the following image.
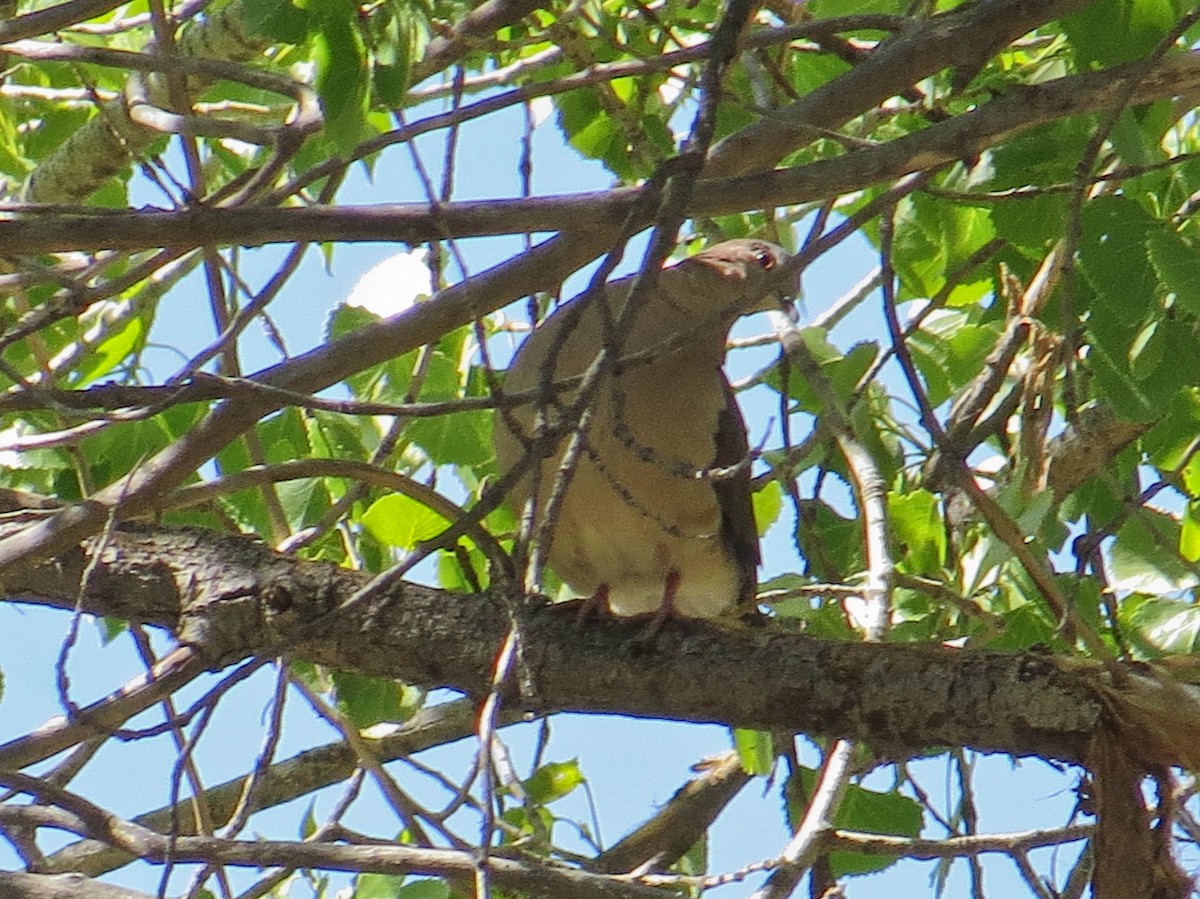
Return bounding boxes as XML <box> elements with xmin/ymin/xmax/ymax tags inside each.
<box><xmin>3</xmin><ymin>0</ymin><xmax>1200</xmax><ymax>897</ymax></box>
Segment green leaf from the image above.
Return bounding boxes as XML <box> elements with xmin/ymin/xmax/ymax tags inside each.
<box><xmin>75</xmin><ymin>317</ymin><xmax>145</xmax><ymax>387</ymax></box>
<box><xmin>362</xmin><ymin>493</ymin><xmax>451</xmax><ymax>550</ymax></box>
<box><xmin>1085</xmin><ymin>331</ymin><xmax>1158</xmax><ymax>422</ymax></box>
<box><xmin>793</xmin><ymin>498</ymin><xmax>864</xmax><ymax>585</ymax></box>
<box><xmin>809</xmin><ymin>0</ymin><xmax>904</xmax><ymax>14</ymax></box>
<box><xmin>78</xmin><ymin>415</ymin><xmax>180</xmax><ymax>491</ymax></box>
<box><xmin>982</xmin><ymin>603</ymin><xmax>1056</xmax><ymax>651</ymax></box>
<box><xmin>765</xmin><ymin>330</ymin><xmax>876</xmax><ymax>412</ymax></box>
<box><xmin>555</xmin><ymin>89</ymin><xmax>609</xmax><ymax>162</ymax></box>
<box><xmin>889</xmin><ymin>587</ymin><xmax>940</xmax><ymax>641</ymax></box>
<box><xmin>1182</xmin><ymin>501</ymin><xmax>1200</xmax><ymax>563</ymax></box>
<box><xmin>300</xmin><ymin>799</ymin><xmax>319</xmax><ymax>839</ymax></box>
<box><xmin>1111</xmin><ymin>512</ymin><xmax>1199</xmax><ymax>594</ymax></box>
<box><xmin>313</xmin><ymin>10</ymin><xmax>369</xmax><ymax>157</ymax></box>
<box><xmin>909</xmin><ymin>314</ymin><xmax>1002</xmax><ymax>408</ymax></box>
<box><xmin>732</xmin><ymin>729</ymin><xmax>774</xmax><ymax>776</ymax></box>
<box><xmin>1064</xmin><ymin>0</ymin><xmax>1176</xmax><ymax>68</ymax></box>
<box><xmin>500</xmin><ymin>802</ymin><xmax>555</xmax><ymax>844</ymax></box>
<box><xmin>571</xmin><ymin>114</ymin><xmax>620</xmax><ymax>161</ymax></box>
<box><xmin>276</xmin><ymin>474</ymin><xmax>326</xmax><ymax>530</ymax></box>
<box><xmin>988</xmin><ymin>120</ymin><xmax>1087</xmax><ymax>251</ymax></box>
<box><xmin>405</xmin><ymin>409</ymin><xmax>493</xmax><ymax>467</ymax></box>
<box><xmin>1127</xmin><ymin>317</ymin><xmax>1165</xmax><ymax>381</ymax></box>
<box><xmin>394</xmin><ymin>881</ymin><xmax>451</xmax><ymax>899</ymax></box>
<box><xmin>1079</xmin><ymin>196</ymin><xmax>1158</xmax><ymax>325</ymax></box>
<box><xmin>991</xmin><ymin>193</ymin><xmax>1070</xmax><ymax>254</ymax></box>
<box><xmin>1184</xmin><ymin>455</ymin><xmax>1200</xmax><ymax>498</ymax></box>
<box><xmin>215</xmin><ymin>408</ymin><xmax>313</xmax><ymax>534</ymax></box>
<box><xmin>97</xmin><ymin>616</ymin><xmax>128</xmax><ymax>645</ymax></box>
<box><xmin>328</xmin><ymin>301</ymin><xmax>381</xmax><ymax>340</ymax></box>
<box><xmin>792</xmin><ymin>769</ymin><xmax>922</xmax><ymax>878</ymax></box>
<box><xmin>332</xmin><ymin>670</ymin><xmax>421</xmax><ymax>728</ymax></box>
<box><xmin>753</xmin><ymin>480</ymin><xmax>783</xmax><ymax>537</ymax></box>
<box><xmin>891</xmin><ymin>193</ymin><xmax>995</xmax><ymax>300</ymax></box>
<box><xmin>370</xmin><ymin>0</ymin><xmax>425</xmax><ymax>106</ymax></box>
<box><xmin>942</xmin><ymin>322</ymin><xmax>1003</xmax><ymax>385</ymax></box>
<box><xmin>637</xmin><ymin>113</ymin><xmax>675</xmax><ymax>158</ymax></box>
<box><xmin>1144</xmin><ymin>388</ymin><xmax>1200</xmax><ymax>470</ymax></box>
<box><xmin>788</xmin><ymin>49</ymin><xmax>851</xmax><ymax>96</ymax></box>
<box><xmin>242</xmin><ymin>0</ymin><xmax>309</xmax><ymax>43</ymax></box>
<box><xmin>1111</xmin><ymin>104</ymin><xmax>1173</xmax><ymax>173</ymax></box>
<box><xmin>832</xmin><ymin>786</ymin><xmax>922</xmax><ymax>877</ymax></box>
<box><xmin>436</xmin><ymin>540</ymin><xmax>489</xmax><ymax>592</ymax></box>
<box><xmin>677</xmin><ymin>833</ymin><xmax>710</xmax><ymax>881</ymax></box>
<box><xmin>352</xmin><ymin>872</ymin><xmax>406</xmax><ymax>899</ymax></box>
<box><xmin>307</xmin><ymin>410</ymin><xmax>370</xmax><ymax>465</ymax></box>
<box><xmin>1122</xmin><ymin>596</ymin><xmax>1200</xmax><ymax>656</ymax></box>
<box><xmin>522</xmin><ymin>759</ymin><xmax>585</xmax><ymax>804</ymax></box>
<box><xmin>1146</xmin><ymin>229</ymin><xmax>1200</xmax><ymax>317</ymax></box>
<box><xmin>766</xmin><ymin>582</ymin><xmax>855</xmax><ymax>639</ymax></box>
<box><xmin>906</xmin><ymin>334</ymin><xmax>952</xmax><ymax>409</ymax></box>
<box><xmin>890</xmin><ymin>489</ymin><xmax>946</xmax><ymax>575</ymax></box>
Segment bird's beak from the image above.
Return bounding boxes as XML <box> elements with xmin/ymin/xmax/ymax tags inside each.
<box><xmin>758</xmin><ymin>287</ymin><xmax>799</xmax><ymax>322</ymax></box>
<box><xmin>775</xmin><ymin>292</ymin><xmax>800</xmax><ymax>324</ymax></box>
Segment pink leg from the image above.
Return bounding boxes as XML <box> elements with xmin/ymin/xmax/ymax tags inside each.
<box><xmin>576</xmin><ymin>583</ymin><xmax>611</xmax><ymax>625</ymax></box>
<box><xmin>637</xmin><ymin>569</ymin><xmax>681</xmax><ymax>641</ymax></box>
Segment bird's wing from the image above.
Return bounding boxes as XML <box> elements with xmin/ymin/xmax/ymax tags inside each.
<box><xmin>712</xmin><ymin>374</ymin><xmax>760</xmax><ymax>609</ymax></box>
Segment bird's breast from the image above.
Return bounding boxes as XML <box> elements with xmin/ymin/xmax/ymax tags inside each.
<box><xmin>555</xmin><ymin>512</ymin><xmax>741</xmax><ymax>618</ymax></box>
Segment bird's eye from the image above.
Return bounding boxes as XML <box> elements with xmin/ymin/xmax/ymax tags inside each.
<box><xmin>755</xmin><ymin>248</ymin><xmax>776</xmax><ymax>270</ymax></box>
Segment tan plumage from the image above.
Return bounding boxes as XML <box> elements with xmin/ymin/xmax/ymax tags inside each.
<box><xmin>494</xmin><ymin>239</ymin><xmax>791</xmax><ymax>620</ymax></box>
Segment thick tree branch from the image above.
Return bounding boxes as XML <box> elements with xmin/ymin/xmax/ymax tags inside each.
<box><xmin>704</xmin><ymin>0</ymin><xmax>1096</xmax><ymax>176</ymax></box>
<box><xmin>5</xmin><ymin>49</ymin><xmax>1200</xmax><ymax>254</ymax></box>
<box><xmin>3</xmin><ymin>519</ymin><xmax>1106</xmax><ymax>765</ymax></box>
<box><xmin>0</xmin><ymin>872</ymin><xmax>160</xmax><ymax>899</ymax></box>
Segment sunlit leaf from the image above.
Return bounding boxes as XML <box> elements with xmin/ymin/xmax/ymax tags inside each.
<box><xmin>753</xmin><ymin>480</ymin><xmax>784</xmax><ymax>537</ymax></box>
<box><xmin>1111</xmin><ymin>513</ymin><xmax>1199</xmax><ymax>594</ymax></box>
<box><xmin>362</xmin><ymin>493</ymin><xmax>451</xmax><ymax>550</ymax></box>
<box><xmin>732</xmin><ymin>729</ymin><xmax>773</xmax><ymax>776</ymax></box>
<box><xmin>890</xmin><ymin>489</ymin><xmax>946</xmax><ymax>575</ymax></box>
<box><xmin>75</xmin><ymin>317</ymin><xmax>145</xmax><ymax>387</ymax></box>
<box><xmin>1122</xmin><ymin>596</ymin><xmax>1200</xmax><ymax>657</ymax></box>
<box><xmin>313</xmin><ymin>8</ymin><xmax>369</xmax><ymax>157</ymax></box>
<box><xmin>522</xmin><ymin>759</ymin><xmax>585</xmax><ymax>804</ymax></box>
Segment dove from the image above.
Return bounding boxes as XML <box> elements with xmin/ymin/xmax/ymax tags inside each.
<box><xmin>494</xmin><ymin>239</ymin><xmax>791</xmax><ymax>624</ymax></box>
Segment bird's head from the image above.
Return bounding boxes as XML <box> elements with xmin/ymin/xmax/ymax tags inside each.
<box><xmin>670</xmin><ymin>238</ymin><xmax>797</xmax><ymax>319</ymax></box>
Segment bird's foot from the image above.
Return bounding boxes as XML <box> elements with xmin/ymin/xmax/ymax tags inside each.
<box><xmin>575</xmin><ymin>585</ymin><xmax>612</xmax><ymax>627</ymax></box>
<box><xmin>632</xmin><ymin>569</ymin><xmax>682</xmax><ymax>644</ymax></box>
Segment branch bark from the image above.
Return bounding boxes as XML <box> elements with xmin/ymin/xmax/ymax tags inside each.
<box><xmin>703</xmin><ymin>0</ymin><xmax>1097</xmax><ymax>176</ymax></box>
<box><xmin>0</xmin><ymin>872</ymin><xmax>160</xmax><ymax>899</ymax></box>
<box><xmin>3</xmin><ymin>518</ymin><xmax>1105</xmax><ymax>765</ymax></box>
<box><xmin>6</xmin><ymin>50</ymin><xmax>1200</xmax><ymax>254</ymax></box>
